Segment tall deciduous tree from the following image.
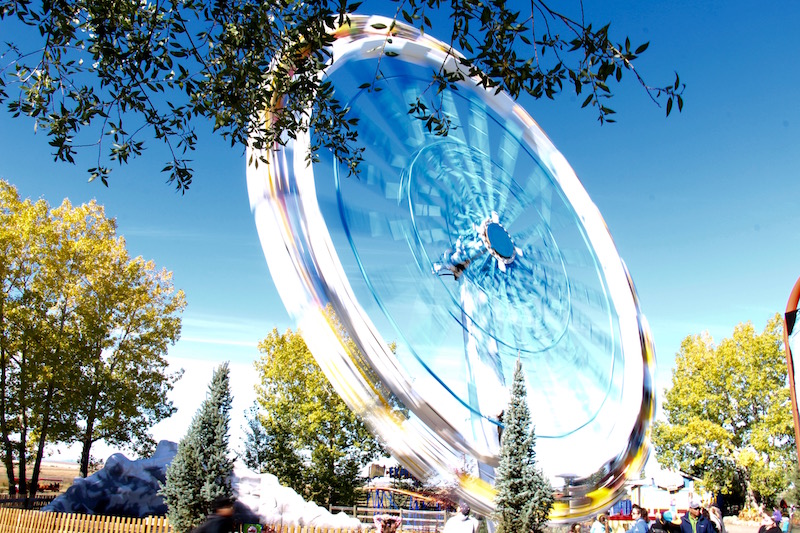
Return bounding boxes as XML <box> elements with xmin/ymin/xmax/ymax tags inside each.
<box><xmin>0</xmin><ymin>190</ymin><xmax>78</xmax><ymax>497</ymax></box>
<box><xmin>0</xmin><ymin>0</ymin><xmax>683</xmax><ymax>190</ymax></box>
<box><xmin>73</xmin><ymin>248</ymin><xmax>185</xmax><ymax>477</ymax></box>
<box><xmin>254</xmin><ymin>325</ymin><xmax>384</xmax><ymax>506</ymax></box>
<box><xmin>494</xmin><ymin>359</ymin><xmax>553</xmax><ymax>533</ymax></box>
<box><xmin>162</xmin><ymin>362</ymin><xmax>234</xmax><ymax>532</ymax></box>
<box><xmin>652</xmin><ymin>315</ymin><xmax>795</xmax><ymax>508</ymax></box>
<box><xmin>0</xmin><ymin>180</ymin><xmax>184</xmax><ymax>495</ymax></box>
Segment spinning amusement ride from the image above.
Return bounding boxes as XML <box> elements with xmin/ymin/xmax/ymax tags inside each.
<box><xmin>247</xmin><ymin>15</ymin><xmax>656</xmax><ymax>522</ymax></box>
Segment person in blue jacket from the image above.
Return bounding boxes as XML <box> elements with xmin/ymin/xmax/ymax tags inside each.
<box><xmin>680</xmin><ymin>500</ymin><xmax>715</xmax><ymax>533</ymax></box>
<box><xmin>627</xmin><ymin>505</ymin><xmax>649</xmax><ymax>533</ymax></box>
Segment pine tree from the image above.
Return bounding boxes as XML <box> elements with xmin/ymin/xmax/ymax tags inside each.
<box><xmin>242</xmin><ymin>402</ymin><xmax>305</xmax><ymax>489</ymax></box>
<box><xmin>161</xmin><ymin>439</ymin><xmax>205</xmax><ymax>530</ymax></box>
<box><xmin>161</xmin><ymin>363</ymin><xmax>234</xmax><ymax>532</ymax></box>
<box><xmin>494</xmin><ymin>359</ymin><xmax>554</xmax><ymax>533</ymax></box>
<box><xmin>241</xmin><ymin>404</ymin><xmax>270</xmax><ymax>473</ymax></box>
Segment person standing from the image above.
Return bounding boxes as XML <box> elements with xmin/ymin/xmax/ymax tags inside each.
<box><xmin>443</xmin><ymin>502</ymin><xmax>480</xmax><ymax>533</ymax></box>
<box><xmin>707</xmin><ymin>506</ymin><xmax>726</xmax><ymax>533</ymax></box>
<box><xmin>591</xmin><ymin>514</ymin><xmax>609</xmax><ymax>533</ymax></box>
<box><xmin>758</xmin><ymin>511</ymin><xmax>784</xmax><ymax>533</ymax></box>
<box><xmin>192</xmin><ymin>496</ymin><xmax>236</xmax><ymax>533</ymax></box>
<box><xmin>373</xmin><ymin>514</ymin><xmax>402</xmax><ymax>533</ymax></box>
<box><xmin>651</xmin><ymin>511</ymin><xmax>680</xmax><ymax>533</ymax></box>
<box><xmin>679</xmin><ymin>501</ymin><xmax>715</xmax><ymax>533</ymax></box>
<box><xmin>627</xmin><ymin>505</ymin><xmax>649</xmax><ymax>533</ymax></box>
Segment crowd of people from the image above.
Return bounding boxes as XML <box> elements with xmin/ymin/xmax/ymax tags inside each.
<box><xmin>571</xmin><ymin>500</ymin><xmax>790</xmax><ymax>533</ymax></box>
<box><xmin>192</xmin><ymin>495</ymin><xmax>793</xmax><ymax>533</ymax></box>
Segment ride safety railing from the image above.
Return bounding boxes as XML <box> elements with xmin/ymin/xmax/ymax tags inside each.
<box><xmin>329</xmin><ymin>506</ymin><xmax>447</xmax><ymax>531</ymax></box>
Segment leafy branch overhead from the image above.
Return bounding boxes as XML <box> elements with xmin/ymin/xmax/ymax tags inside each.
<box><xmin>0</xmin><ymin>0</ymin><xmax>685</xmax><ymax>191</ymax></box>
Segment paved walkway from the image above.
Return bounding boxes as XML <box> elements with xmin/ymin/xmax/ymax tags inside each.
<box><xmin>723</xmin><ymin>519</ymin><xmax>760</xmax><ymax>533</ymax></box>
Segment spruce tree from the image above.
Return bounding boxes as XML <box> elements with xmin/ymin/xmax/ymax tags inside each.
<box><xmin>161</xmin><ymin>439</ymin><xmax>205</xmax><ymax>530</ymax></box>
<box><xmin>493</xmin><ymin>359</ymin><xmax>554</xmax><ymax>533</ymax></box>
<box><xmin>161</xmin><ymin>363</ymin><xmax>235</xmax><ymax>532</ymax></box>
<box><xmin>242</xmin><ymin>404</ymin><xmax>270</xmax><ymax>473</ymax></box>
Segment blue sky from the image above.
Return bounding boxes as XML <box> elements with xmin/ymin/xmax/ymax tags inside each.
<box><xmin>1</xmin><ymin>0</ymin><xmax>798</xmax><ymax>461</ymax></box>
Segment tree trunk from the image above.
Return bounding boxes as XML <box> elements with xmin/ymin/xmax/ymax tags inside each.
<box><xmin>741</xmin><ymin>466</ymin><xmax>759</xmax><ymax>508</ymax></box>
<box><xmin>79</xmin><ymin>414</ymin><xmax>96</xmax><ymax>478</ymax></box>
<box><xmin>17</xmin><ymin>426</ymin><xmax>27</xmax><ymax>501</ymax></box>
<box><xmin>17</xmin><ymin>348</ymin><xmax>27</xmax><ymax>498</ymax></box>
<box><xmin>79</xmin><ymin>359</ymin><xmax>101</xmax><ymax>478</ymax></box>
<box><xmin>327</xmin><ymin>430</ymin><xmax>335</xmax><ymax>506</ymax></box>
<box><xmin>0</xmin><ymin>340</ymin><xmax>17</xmax><ymax>495</ymax></box>
<box><xmin>30</xmin><ymin>380</ymin><xmax>57</xmax><ymax>502</ymax></box>
<box><xmin>29</xmin><ymin>302</ymin><xmax>69</xmax><ymax>498</ymax></box>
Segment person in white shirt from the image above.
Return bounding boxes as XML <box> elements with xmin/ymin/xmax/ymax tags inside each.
<box><xmin>707</xmin><ymin>506</ymin><xmax>726</xmax><ymax>533</ymax></box>
<box><xmin>443</xmin><ymin>502</ymin><xmax>480</xmax><ymax>533</ymax></box>
<box><xmin>591</xmin><ymin>514</ymin><xmax>608</xmax><ymax>533</ymax></box>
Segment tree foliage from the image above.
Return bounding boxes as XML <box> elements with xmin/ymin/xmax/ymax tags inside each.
<box><xmin>494</xmin><ymin>359</ymin><xmax>553</xmax><ymax>533</ymax></box>
<box><xmin>241</xmin><ymin>403</ymin><xmax>270</xmax><ymax>472</ymax></box>
<box><xmin>652</xmin><ymin>315</ymin><xmax>795</xmax><ymax>507</ymax></box>
<box><xmin>253</xmin><ymin>324</ymin><xmax>385</xmax><ymax>506</ymax></box>
<box><xmin>0</xmin><ymin>180</ymin><xmax>184</xmax><ymax>494</ymax></box>
<box><xmin>162</xmin><ymin>362</ymin><xmax>234</xmax><ymax>532</ymax></box>
<box><xmin>73</xmin><ymin>241</ymin><xmax>186</xmax><ymax>477</ymax></box>
<box><xmin>0</xmin><ymin>0</ymin><xmax>684</xmax><ymax>191</ymax></box>
<box><xmin>241</xmin><ymin>402</ymin><xmax>304</xmax><ymax>491</ymax></box>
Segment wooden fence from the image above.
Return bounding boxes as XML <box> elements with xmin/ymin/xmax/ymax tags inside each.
<box><xmin>0</xmin><ymin>508</ymin><xmax>371</xmax><ymax>533</ymax></box>
<box><xmin>0</xmin><ymin>508</ymin><xmax>171</xmax><ymax>533</ymax></box>
<box><xmin>0</xmin><ymin>495</ymin><xmax>57</xmax><ymax>510</ymax></box>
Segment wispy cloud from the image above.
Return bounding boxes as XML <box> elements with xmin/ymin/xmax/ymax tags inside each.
<box><xmin>182</xmin><ymin>314</ymin><xmax>268</xmax><ymax>333</ymax></box>
<box><xmin>181</xmin><ymin>336</ymin><xmax>259</xmax><ymax>348</ymax></box>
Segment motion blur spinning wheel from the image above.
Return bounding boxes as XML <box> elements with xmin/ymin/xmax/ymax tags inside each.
<box><xmin>247</xmin><ymin>15</ymin><xmax>655</xmax><ymax>521</ymax></box>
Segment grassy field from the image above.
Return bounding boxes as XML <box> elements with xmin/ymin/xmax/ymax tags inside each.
<box><xmin>0</xmin><ymin>461</ymin><xmax>82</xmax><ymax>494</ymax></box>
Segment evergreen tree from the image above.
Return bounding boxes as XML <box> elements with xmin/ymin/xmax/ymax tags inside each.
<box><xmin>494</xmin><ymin>360</ymin><xmax>553</xmax><ymax>533</ymax></box>
<box><xmin>241</xmin><ymin>404</ymin><xmax>270</xmax><ymax>473</ymax></box>
<box><xmin>161</xmin><ymin>363</ymin><xmax>234</xmax><ymax>532</ymax></box>
<box><xmin>242</xmin><ymin>402</ymin><xmax>305</xmax><ymax>489</ymax></box>
<box><xmin>161</xmin><ymin>439</ymin><xmax>205</xmax><ymax>530</ymax></box>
